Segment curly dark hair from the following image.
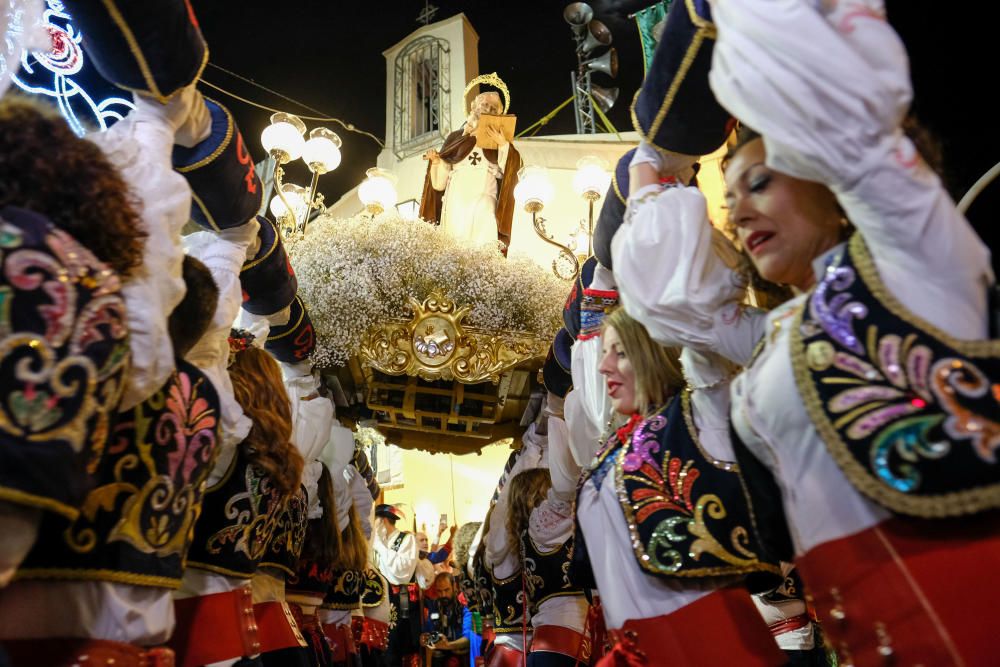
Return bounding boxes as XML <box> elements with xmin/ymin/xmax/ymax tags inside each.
<box><xmin>0</xmin><ymin>96</ymin><xmax>145</xmax><ymax>277</ymax></box>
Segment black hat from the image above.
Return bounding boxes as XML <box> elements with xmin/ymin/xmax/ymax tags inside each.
<box><xmin>173</xmin><ymin>98</ymin><xmax>263</xmax><ymax>232</ymax></box>
<box><xmin>593</xmin><ymin>148</ymin><xmax>634</xmax><ymax>271</ymax></box>
<box><xmin>630</xmin><ymin>0</ymin><xmax>735</xmax><ymax>156</ymax></box>
<box><xmin>72</xmin><ymin>0</ymin><xmax>207</xmax><ymax>102</ymax></box>
<box><xmin>375</xmin><ymin>504</ymin><xmax>404</xmax><ymax>523</ymax></box>
<box><xmin>240</xmin><ymin>216</ymin><xmax>298</xmax><ymax>317</ymax></box>
<box><xmin>264</xmin><ymin>295</ymin><xmax>316</xmax><ymax>364</ymax></box>
<box><xmin>541</xmin><ymin>327</ymin><xmax>574</xmax><ymax>399</ymax></box>
<box><xmin>562</xmin><ymin>256</ymin><xmax>598</xmax><ymax>339</ymax></box>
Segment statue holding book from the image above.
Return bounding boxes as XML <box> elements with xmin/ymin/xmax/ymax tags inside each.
<box><xmin>419</xmin><ymin>73</ymin><xmax>521</xmax><ymax>253</ymax></box>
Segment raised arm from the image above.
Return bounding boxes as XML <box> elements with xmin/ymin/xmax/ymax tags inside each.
<box><xmin>90</xmin><ymin>87</ymin><xmax>208</xmax><ymax>409</ymax></box>
<box><xmin>183</xmin><ymin>219</ymin><xmax>259</xmax><ymax>478</ymax></box>
<box><xmin>709</xmin><ymin>0</ymin><xmax>992</xmax><ymax>336</ymax></box>
<box><xmin>612</xmin><ymin>179</ymin><xmax>768</xmax><ymax>365</ymax></box>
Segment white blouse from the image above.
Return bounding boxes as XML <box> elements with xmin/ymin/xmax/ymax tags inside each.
<box><xmin>612</xmin><ymin>0</ymin><xmax>992</xmax><ymax>556</ymax></box>
<box><xmin>575</xmin><ymin>350</ymin><xmax>741</xmax><ymax>630</ymax></box>
<box><xmin>89</xmin><ymin>91</ymin><xmax>208</xmax><ymax>411</ymax></box>
<box><xmin>527</xmin><ymin>417</ymin><xmax>588</xmax><ymax>634</ymax></box>
<box><xmin>184</xmin><ymin>220</ymin><xmax>259</xmax><ymax>486</ymax></box>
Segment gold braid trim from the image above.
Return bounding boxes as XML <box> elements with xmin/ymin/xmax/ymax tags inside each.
<box><xmin>788</xmin><ymin>233</ymin><xmax>1000</xmax><ymax>518</ymax></box>
<box><xmin>14</xmin><ymin>567</ymin><xmax>180</xmax><ymax>589</ymax></box>
<box><xmin>0</xmin><ymin>488</ymin><xmax>79</xmax><ymax>520</ymax></box>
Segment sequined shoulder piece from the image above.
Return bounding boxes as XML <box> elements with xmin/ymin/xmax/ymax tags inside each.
<box><xmin>615</xmin><ymin>396</ymin><xmax>780</xmax><ymax>579</ymax></box>
<box><xmin>790</xmin><ymin>233</ymin><xmax>1000</xmax><ymax>517</ymax></box>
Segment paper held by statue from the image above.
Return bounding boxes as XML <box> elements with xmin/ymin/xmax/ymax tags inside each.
<box><xmin>475</xmin><ymin>114</ymin><xmax>517</xmax><ymax>150</ymax></box>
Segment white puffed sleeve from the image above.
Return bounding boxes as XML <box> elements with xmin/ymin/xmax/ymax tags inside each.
<box><xmin>528</xmin><ymin>416</ymin><xmax>579</xmax><ymax>552</ymax></box>
<box><xmin>89</xmin><ymin>105</ymin><xmax>191</xmax><ymax>410</ymax></box>
<box><xmin>330</xmin><ymin>464</ymin><xmax>353</xmax><ymax>532</ymax></box>
<box><xmin>183</xmin><ymin>219</ymin><xmax>259</xmax><ymax>479</ymax></box>
<box><xmin>348</xmin><ymin>466</ymin><xmax>374</xmax><ymax>538</ymax></box>
<box><xmin>611</xmin><ymin>183</ymin><xmax>768</xmax><ymax>365</ymax></box>
<box><xmin>709</xmin><ymin>0</ymin><xmax>992</xmax><ymax>337</ymax></box>
<box><xmin>485</xmin><ymin>424</ymin><xmax>545</xmax><ymax>569</ymax></box>
<box><xmin>282</xmin><ymin>363</ymin><xmax>335</xmax><ymax>464</ymax></box>
<box><xmin>564</xmin><ymin>390</ymin><xmax>602</xmax><ymax>468</ymax></box>
<box><xmin>302</xmin><ymin>460</ymin><xmax>324</xmax><ymax>520</ymax></box>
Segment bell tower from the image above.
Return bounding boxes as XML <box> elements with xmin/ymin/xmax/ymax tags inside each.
<box><xmin>378</xmin><ymin>13</ymin><xmax>479</xmax><ymax>198</ymax></box>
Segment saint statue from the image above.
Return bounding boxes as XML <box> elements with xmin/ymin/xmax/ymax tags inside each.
<box><xmin>419</xmin><ymin>75</ymin><xmax>521</xmax><ymax>253</ymax></box>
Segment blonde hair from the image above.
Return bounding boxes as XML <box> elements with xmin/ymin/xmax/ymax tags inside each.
<box><xmin>602</xmin><ymin>308</ymin><xmax>684</xmax><ymax>415</ymax></box>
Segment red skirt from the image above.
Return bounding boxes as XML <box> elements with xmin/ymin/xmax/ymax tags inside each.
<box><xmin>798</xmin><ymin>512</ymin><xmax>1000</xmax><ymax>667</ymax></box>
<box><xmin>599</xmin><ymin>585</ymin><xmax>785</xmax><ymax>666</ymax></box>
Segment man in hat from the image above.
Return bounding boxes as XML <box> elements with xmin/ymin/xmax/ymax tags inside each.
<box><xmin>372</xmin><ymin>504</ymin><xmax>433</xmax><ymax>666</ymax></box>
<box><xmin>419</xmin><ymin>91</ymin><xmax>521</xmax><ymax>253</ymax></box>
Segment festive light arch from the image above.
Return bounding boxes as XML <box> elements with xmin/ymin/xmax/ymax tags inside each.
<box><xmin>12</xmin><ymin>0</ymin><xmax>134</xmax><ymax>136</ymax></box>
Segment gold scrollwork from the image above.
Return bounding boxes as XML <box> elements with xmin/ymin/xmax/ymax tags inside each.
<box><xmin>358</xmin><ymin>292</ymin><xmax>548</xmax><ymax>384</ymax></box>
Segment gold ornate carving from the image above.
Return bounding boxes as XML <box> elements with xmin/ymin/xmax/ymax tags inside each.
<box><xmin>358</xmin><ymin>292</ymin><xmax>547</xmax><ymax>384</ymax></box>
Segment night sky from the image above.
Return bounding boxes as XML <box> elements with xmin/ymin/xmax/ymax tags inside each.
<box><xmin>190</xmin><ymin>0</ymin><xmax>996</xmax><ymax>264</ymax></box>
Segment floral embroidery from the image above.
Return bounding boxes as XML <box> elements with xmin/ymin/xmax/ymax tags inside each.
<box><xmin>58</xmin><ymin>365</ymin><xmax>219</xmax><ymax>568</ymax></box>
<box><xmin>790</xmin><ymin>233</ymin><xmax>1000</xmax><ymax>517</ymax></box>
<box><xmin>613</xmin><ymin>397</ymin><xmax>777</xmax><ymax>579</ymax></box>
<box><xmin>206</xmin><ymin>465</ymin><xmax>286</xmax><ymax>561</ymax></box>
<box><xmin>0</xmin><ymin>213</ymin><xmax>129</xmax><ymax>519</ymax></box>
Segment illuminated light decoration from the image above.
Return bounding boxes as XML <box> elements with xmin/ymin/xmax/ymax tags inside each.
<box><xmin>12</xmin><ymin>0</ymin><xmax>134</xmax><ymax>136</ymax></box>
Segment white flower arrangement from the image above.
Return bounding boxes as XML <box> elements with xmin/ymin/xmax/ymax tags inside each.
<box><xmin>287</xmin><ymin>211</ymin><xmax>567</xmax><ymax>368</ymax></box>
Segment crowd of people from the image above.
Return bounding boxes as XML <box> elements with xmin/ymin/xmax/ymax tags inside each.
<box><xmin>1</xmin><ymin>0</ymin><xmax>997</xmax><ymax>666</ymax></box>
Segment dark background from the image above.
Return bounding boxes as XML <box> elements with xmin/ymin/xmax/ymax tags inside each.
<box><xmin>189</xmin><ymin>1</ymin><xmax>996</xmax><ymax>265</ymax></box>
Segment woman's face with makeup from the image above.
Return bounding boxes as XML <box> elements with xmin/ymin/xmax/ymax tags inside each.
<box><xmin>724</xmin><ymin>138</ymin><xmax>844</xmax><ymax>291</ymax></box>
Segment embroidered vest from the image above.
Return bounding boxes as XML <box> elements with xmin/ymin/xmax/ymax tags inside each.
<box><xmin>185</xmin><ymin>446</ymin><xmax>286</xmax><ymax>578</ymax></box>
<box><xmin>790</xmin><ymin>234</ymin><xmax>1000</xmax><ymax>517</ymax></box>
<box><xmin>360</xmin><ymin>567</ymin><xmax>388</xmax><ymax>609</ymax></box>
<box><xmin>520</xmin><ymin>532</ymin><xmax>582</xmax><ymax>613</ymax></box>
<box><xmin>490</xmin><ymin>565</ymin><xmax>529</xmax><ymax>634</ymax></box>
<box><xmin>18</xmin><ymin>361</ymin><xmax>220</xmax><ymax>588</ymax></box>
<box><xmin>471</xmin><ymin>551</ymin><xmax>494</xmax><ymax>616</ymax></box>
<box><xmin>0</xmin><ymin>207</ymin><xmax>130</xmax><ymax>520</ymax></box>
<box><xmin>260</xmin><ymin>483</ymin><xmax>308</xmax><ymax>575</ymax></box>
<box><xmin>321</xmin><ymin>569</ymin><xmax>363</xmax><ymax>611</ymax></box>
<box><xmin>287</xmin><ymin>553</ymin><xmax>336</xmax><ymax>599</ymax></box>
<box><xmin>578</xmin><ymin>394</ymin><xmax>780</xmax><ymax>579</ymax></box>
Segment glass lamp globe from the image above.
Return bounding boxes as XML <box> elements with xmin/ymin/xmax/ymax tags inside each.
<box><xmin>572</xmin><ymin>156</ymin><xmax>610</xmax><ymax>200</ymax></box>
<box><xmin>358</xmin><ymin>168</ymin><xmax>398</xmax><ymax>215</ymax></box>
<box><xmin>261</xmin><ymin>112</ymin><xmax>306</xmax><ymax>164</ymax></box>
<box><xmin>269</xmin><ymin>182</ymin><xmax>309</xmax><ymax>221</ymax></box>
<box><xmin>302</xmin><ymin>127</ymin><xmax>342</xmax><ymax>174</ymax></box>
<box><xmin>514</xmin><ymin>166</ymin><xmax>554</xmax><ymax>212</ymax></box>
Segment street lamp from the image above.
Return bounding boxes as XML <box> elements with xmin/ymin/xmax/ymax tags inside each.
<box><xmin>571</xmin><ymin>155</ymin><xmax>610</xmax><ymax>258</ymax></box>
<box><xmin>514</xmin><ymin>165</ymin><xmax>578</xmax><ymax>281</ymax></box>
<box><xmin>358</xmin><ymin>168</ymin><xmax>398</xmax><ymax>216</ymax></box>
<box><xmin>261</xmin><ymin>112</ymin><xmax>342</xmax><ymax>237</ymax></box>
<box><xmin>301</xmin><ymin>127</ymin><xmax>342</xmax><ymax>233</ymax></box>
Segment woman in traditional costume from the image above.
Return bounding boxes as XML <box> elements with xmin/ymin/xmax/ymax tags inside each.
<box><xmin>506</xmin><ymin>455</ymin><xmax>591</xmax><ymax>667</ymax></box>
<box><xmin>172</xmin><ymin>345</ymin><xmax>304</xmax><ymax>667</ymax></box>
<box><xmin>483</xmin><ymin>413</ymin><xmax>547</xmax><ymax>667</ymax></box>
<box><xmin>574</xmin><ymin>308</ymin><xmax>784</xmax><ymax>665</ymax></box>
<box><xmin>612</xmin><ymin>1</ymin><xmax>998</xmax><ymax>664</ymax></box>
